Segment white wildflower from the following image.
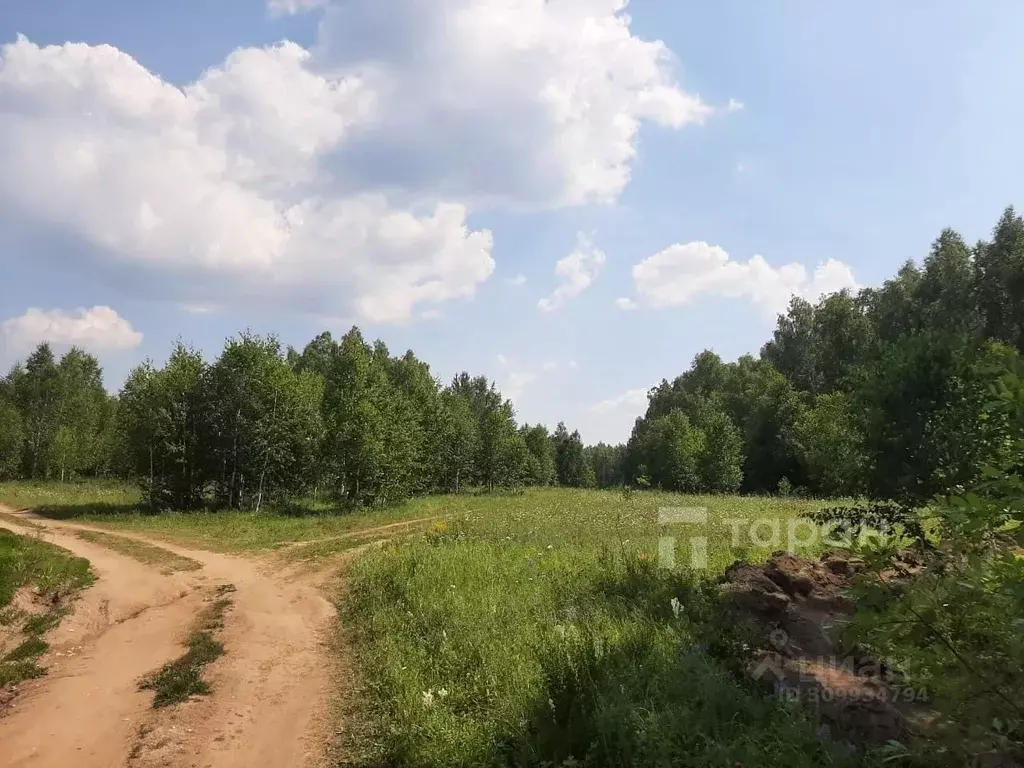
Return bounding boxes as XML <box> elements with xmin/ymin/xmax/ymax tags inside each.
<box><xmin>670</xmin><ymin>597</ymin><xmax>683</xmax><ymax>619</ymax></box>
<box><xmin>422</xmin><ymin>690</ymin><xmax>435</xmax><ymax>707</ymax></box>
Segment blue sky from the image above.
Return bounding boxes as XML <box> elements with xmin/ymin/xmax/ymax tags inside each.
<box><xmin>1</xmin><ymin>1</ymin><xmax>1023</xmax><ymax>443</ymax></box>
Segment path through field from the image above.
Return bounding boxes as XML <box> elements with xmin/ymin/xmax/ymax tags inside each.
<box><xmin>0</xmin><ymin>505</ymin><xmax>346</xmax><ymax>768</ymax></box>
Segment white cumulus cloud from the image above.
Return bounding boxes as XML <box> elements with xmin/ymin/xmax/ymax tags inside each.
<box><xmin>0</xmin><ymin>36</ymin><xmax>492</xmax><ymax>324</ymax></box>
<box><xmin>621</xmin><ymin>241</ymin><xmax>858</xmax><ymax>319</ymax></box>
<box><xmin>538</xmin><ymin>233</ymin><xmax>606</xmax><ymax>313</ymax></box>
<box><xmin>1</xmin><ymin>306</ymin><xmax>142</xmax><ymax>355</ymax></box>
<box><xmin>0</xmin><ymin>1</ymin><xmax>735</xmax><ymax>324</ymax></box>
<box><xmin>311</xmin><ymin>0</ymin><xmax>723</xmax><ymax>207</ymax></box>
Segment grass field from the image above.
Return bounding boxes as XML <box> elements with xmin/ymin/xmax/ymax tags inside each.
<box><xmin>1</xmin><ymin>481</ymin><xmax>880</xmax><ymax>766</ymax></box>
<box><xmin>0</xmin><ymin>527</ymin><xmax>94</xmax><ymax>687</ymax></box>
<box><xmin>0</xmin><ymin>482</ymin><xmax>839</xmax><ymax>562</ymax></box>
<box><xmin>338</xmin><ymin>490</ymin><xmax>881</xmax><ymax>767</ymax></box>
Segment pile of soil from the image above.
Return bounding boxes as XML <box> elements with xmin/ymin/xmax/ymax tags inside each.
<box><xmin>718</xmin><ymin>551</ymin><xmax>919</xmax><ymax>745</ymax></box>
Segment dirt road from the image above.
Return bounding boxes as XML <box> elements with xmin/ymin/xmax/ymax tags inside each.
<box><xmin>0</xmin><ymin>507</ymin><xmax>340</xmax><ymax>768</ymax></box>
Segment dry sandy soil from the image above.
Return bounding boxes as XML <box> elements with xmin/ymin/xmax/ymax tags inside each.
<box><xmin>0</xmin><ymin>505</ymin><xmax>352</xmax><ymax>768</ymax></box>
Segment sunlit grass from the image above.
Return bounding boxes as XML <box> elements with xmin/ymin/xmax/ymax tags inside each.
<box><xmin>399</xmin><ymin>488</ymin><xmax>834</xmax><ymax>571</ymax></box>
<box><xmin>0</xmin><ymin>481</ymin><xmax>441</xmax><ymax>552</ymax></box>
<box><xmin>1</xmin><ymin>480</ymin><xmax>873</xmax><ymax>764</ymax></box>
<box><xmin>338</xmin><ymin>489</ymin><xmax>877</xmax><ymax>767</ymax></box>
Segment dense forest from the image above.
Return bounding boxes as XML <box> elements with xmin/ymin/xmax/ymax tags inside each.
<box><xmin>626</xmin><ymin>207</ymin><xmax>1024</xmax><ymax>504</ymax></box>
<box><xmin>0</xmin><ymin>328</ymin><xmax>597</xmax><ymax>509</ymax></box>
<box><xmin>2</xmin><ymin>206</ymin><xmax>1024</xmax><ymax>511</ymax></box>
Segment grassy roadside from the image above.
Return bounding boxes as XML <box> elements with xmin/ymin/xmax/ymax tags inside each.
<box><xmin>75</xmin><ymin>530</ymin><xmax>202</xmax><ymax>572</ymax></box>
<box><xmin>139</xmin><ymin>584</ymin><xmax>234</xmax><ymax>707</ymax></box>
<box><xmin>0</xmin><ymin>481</ymin><xmax>448</xmax><ymax>553</ymax></box>
<box><xmin>0</xmin><ymin>512</ymin><xmax>45</xmax><ymax>531</ymax></box>
<box><xmin>0</xmin><ymin>528</ymin><xmax>94</xmax><ymax>687</ymax></box>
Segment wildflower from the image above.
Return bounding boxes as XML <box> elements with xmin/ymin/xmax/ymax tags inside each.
<box><xmin>422</xmin><ymin>690</ymin><xmax>435</xmax><ymax>707</ymax></box>
<box><xmin>437</xmin><ymin>688</ymin><xmax>449</xmax><ymax>700</ymax></box>
<box><xmin>670</xmin><ymin>597</ymin><xmax>683</xmax><ymax>619</ymax></box>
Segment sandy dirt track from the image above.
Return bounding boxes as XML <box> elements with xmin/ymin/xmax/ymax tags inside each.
<box><xmin>0</xmin><ymin>506</ymin><xmax>341</xmax><ymax>768</ymax></box>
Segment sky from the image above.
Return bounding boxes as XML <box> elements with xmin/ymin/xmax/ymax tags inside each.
<box><xmin>1</xmin><ymin>1</ymin><xmax>1023</xmax><ymax>444</ymax></box>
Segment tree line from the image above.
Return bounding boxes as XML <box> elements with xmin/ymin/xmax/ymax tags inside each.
<box><xmin>3</xmin><ymin>204</ymin><xmax>1022</xmax><ymax>509</ymax></box>
<box><xmin>0</xmin><ymin>329</ymin><xmax>613</xmax><ymax>510</ymax></box>
<box><xmin>625</xmin><ymin>206</ymin><xmax>1024</xmax><ymax>503</ymax></box>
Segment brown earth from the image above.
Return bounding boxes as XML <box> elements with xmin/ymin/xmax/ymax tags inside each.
<box><xmin>0</xmin><ymin>506</ymin><xmax>347</xmax><ymax>768</ymax></box>
<box><xmin>719</xmin><ymin>550</ymin><xmax>923</xmax><ymax>745</ymax></box>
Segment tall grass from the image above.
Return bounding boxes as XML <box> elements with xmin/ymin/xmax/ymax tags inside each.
<box><xmin>341</xmin><ymin>489</ymin><xmax>878</xmax><ymax>767</ymax></box>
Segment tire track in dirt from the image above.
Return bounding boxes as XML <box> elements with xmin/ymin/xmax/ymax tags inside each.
<box><xmin>274</xmin><ymin>515</ymin><xmax>442</xmax><ymax>552</ymax></box>
<box><xmin>0</xmin><ymin>509</ymin><xmax>204</xmax><ymax>768</ymax></box>
<box><xmin>1</xmin><ymin>507</ymin><xmax>341</xmax><ymax>768</ymax></box>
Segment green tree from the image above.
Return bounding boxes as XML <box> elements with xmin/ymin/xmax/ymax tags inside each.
<box><xmin>552</xmin><ymin>422</ymin><xmax>593</xmax><ymax>487</ymax></box>
<box><xmin>9</xmin><ymin>343</ymin><xmax>60</xmax><ymax>478</ymax></box>
<box><xmin>762</xmin><ymin>297</ymin><xmax>817</xmax><ymax>392</ymax></box>
<box><xmin>918</xmin><ymin>228</ymin><xmax>977</xmax><ymax>336</ymax></box>
<box><xmin>521</xmin><ymin>423</ymin><xmax>556</xmax><ymax>486</ymax></box>
<box><xmin>975</xmin><ymin>206</ymin><xmax>1024</xmax><ymax>347</ymax></box>
<box><xmin>640</xmin><ymin>411</ymin><xmax>704</xmax><ymax>492</ymax></box>
<box><xmin>119</xmin><ymin>343</ymin><xmax>207</xmax><ymax>510</ymax></box>
<box><xmin>0</xmin><ymin>393</ymin><xmax>22</xmax><ymax>480</ymax></box>
<box><xmin>478</xmin><ymin>400</ymin><xmax>524</xmax><ymax>490</ymax></box>
<box><xmin>687</xmin><ymin>398</ymin><xmax>743</xmax><ymax>492</ymax></box>
<box><xmin>203</xmin><ymin>333</ymin><xmax>323</xmax><ymax>510</ymax></box>
<box><xmin>431</xmin><ymin>390</ymin><xmax>479</xmax><ymax>492</ymax></box>
<box><xmin>321</xmin><ymin>329</ymin><xmax>417</xmax><ymax>506</ymax></box>
<box><xmin>49</xmin><ymin>348</ymin><xmax>109</xmax><ymax>481</ymax></box>
<box><xmin>788</xmin><ymin>392</ymin><xmax>865</xmax><ymax>497</ymax></box>
<box><xmin>384</xmin><ymin>349</ymin><xmax>444</xmax><ymax>495</ymax></box>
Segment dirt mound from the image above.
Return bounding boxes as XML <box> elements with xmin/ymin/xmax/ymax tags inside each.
<box><xmin>719</xmin><ymin>550</ymin><xmax>917</xmax><ymax>745</ymax></box>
